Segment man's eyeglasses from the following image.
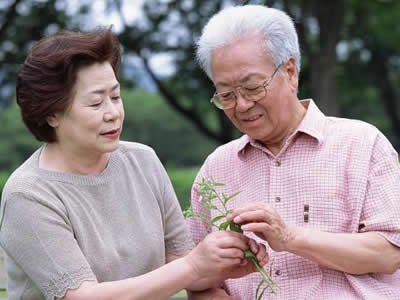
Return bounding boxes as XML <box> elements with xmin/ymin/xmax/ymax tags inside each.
<box><xmin>210</xmin><ymin>63</ymin><xmax>282</xmax><ymax>110</ymax></box>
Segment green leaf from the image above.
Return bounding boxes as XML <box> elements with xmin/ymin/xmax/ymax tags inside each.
<box><xmin>210</xmin><ymin>215</ymin><xmax>225</xmax><ymax>225</ymax></box>
<box><xmin>223</xmin><ymin>191</ymin><xmax>240</xmax><ymax>204</ymax></box>
<box><xmin>229</xmin><ymin>222</ymin><xmax>243</xmax><ymax>233</ymax></box>
<box><xmin>218</xmin><ymin>221</ymin><xmax>230</xmax><ymax>231</ymax></box>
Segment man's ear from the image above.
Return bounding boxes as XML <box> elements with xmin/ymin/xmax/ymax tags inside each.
<box><xmin>284</xmin><ymin>57</ymin><xmax>299</xmax><ymax>92</ymax></box>
<box><xmin>46</xmin><ymin>114</ymin><xmax>59</xmax><ymax>128</ymax></box>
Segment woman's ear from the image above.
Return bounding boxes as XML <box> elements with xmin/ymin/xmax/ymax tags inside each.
<box><xmin>46</xmin><ymin>114</ymin><xmax>60</xmax><ymax>128</ymax></box>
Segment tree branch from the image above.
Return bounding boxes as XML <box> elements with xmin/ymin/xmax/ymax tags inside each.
<box><xmin>0</xmin><ymin>0</ymin><xmax>23</xmax><ymax>40</ymax></box>
<box><xmin>141</xmin><ymin>56</ymin><xmax>222</xmax><ymax>142</ymax></box>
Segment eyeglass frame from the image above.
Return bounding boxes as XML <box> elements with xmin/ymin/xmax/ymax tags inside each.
<box><xmin>210</xmin><ymin>62</ymin><xmax>283</xmax><ymax>110</ymax></box>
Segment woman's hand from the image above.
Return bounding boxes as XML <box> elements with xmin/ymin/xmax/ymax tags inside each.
<box><xmin>185</xmin><ymin>231</ymin><xmax>268</xmax><ymax>291</ymax></box>
<box><xmin>227</xmin><ymin>203</ymin><xmax>296</xmax><ymax>252</ymax></box>
<box><xmin>185</xmin><ymin>230</ymin><xmax>249</xmax><ymax>280</ymax></box>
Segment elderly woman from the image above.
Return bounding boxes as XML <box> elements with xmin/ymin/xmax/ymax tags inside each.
<box><xmin>0</xmin><ymin>28</ymin><xmax>267</xmax><ymax>300</ymax></box>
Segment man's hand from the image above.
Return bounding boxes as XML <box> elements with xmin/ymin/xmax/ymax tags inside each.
<box><xmin>227</xmin><ymin>203</ymin><xmax>296</xmax><ymax>252</ymax></box>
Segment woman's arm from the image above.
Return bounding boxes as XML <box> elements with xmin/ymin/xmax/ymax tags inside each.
<box><xmin>60</xmin><ymin>230</ymin><xmax>254</xmax><ymax>300</ymax></box>
<box><xmin>59</xmin><ymin>256</ymin><xmax>197</xmax><ymax>300</ymax></box>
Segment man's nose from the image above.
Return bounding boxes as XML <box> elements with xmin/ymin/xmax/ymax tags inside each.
<box><xmin>235</xmin><ymin>89</ymin><xmax>255</xmax><ymax>112</ymax></box>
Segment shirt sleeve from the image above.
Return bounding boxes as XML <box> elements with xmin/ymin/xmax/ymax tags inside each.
<box><xmin>152</xmin><ymin>152</ymin><xmax>194</xmax><ymax>255</ymax></box>
<box><xmin>0</xmin><ymin>192</ymin><xmax>96</xmax><ymax>300</ymax></box>
<box><xmin>359</xmin><ymin>131</ymin><xmax>400</xmax><ymax>247</ymax></box>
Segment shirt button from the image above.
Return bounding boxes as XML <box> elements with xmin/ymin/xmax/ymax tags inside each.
<box><xmin>275</xmin><ymin>270</ymin><xmax>281</xmax><ymax>276</ymax></box>
<box><xmin>275</xmin><ymin>197</ymin><xmax>281</xmax><ymax>203</ymax></box>
<box><xmin>275</xmin><ymin>160</ymin><xmax>281</xmax><ymax>167</ymax></box>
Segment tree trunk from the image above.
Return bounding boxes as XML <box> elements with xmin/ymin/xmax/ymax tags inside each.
<box><xmin>311</xmin><ymin>0</ymin><xmax>345</xmax><ymax>116</ymax></box>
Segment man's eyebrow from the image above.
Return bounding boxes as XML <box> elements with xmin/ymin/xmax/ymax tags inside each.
<box><xmin>216</xmin><ymin>73</ymin><xmax>265</xmax><ymax>88</ymax></box>
<box><xmin>88</xmin><ymin>83</ymin><xmax>120</xmax><ymax>95</ymax></box>
<box><xmin>239</xmin><ymin>73</ymin><xmax>264</xmax><ymax>83</ymax></box>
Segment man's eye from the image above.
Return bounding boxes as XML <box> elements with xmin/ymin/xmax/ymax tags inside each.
<box><xmin>218</xmin><ymin>92</ymin><xmax>234</xmax><ymax>100</ymax></box>
<box><xmin>243</xmin><ymin>86</ymin><xmax>264</xmax><ymax>95</ymax></box>
<box><xmin>112</xmin><ymin>96</ymin><xmax>121</xmax><ymax>101</ymax></box>
<box><xmin>243</xmin><ymin>85</ymin><xmax>262</xmax><ymax>91</ymax></box>
<box><xmin>90</xmin><ymin>102</ymin><xmax>102</xmax><ymax>107</ymax></box>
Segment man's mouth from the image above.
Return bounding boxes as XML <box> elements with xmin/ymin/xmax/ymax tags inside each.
<box><xmin>243</xmin><ymin>114</ymin><xmax>262</xmax><ymax>122</ymax></box>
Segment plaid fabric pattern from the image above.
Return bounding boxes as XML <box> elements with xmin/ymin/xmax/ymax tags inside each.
<box><xmin>188</xmin><ymin>100</ymin><xmax>400</xmax><ymax>300</ymax></box>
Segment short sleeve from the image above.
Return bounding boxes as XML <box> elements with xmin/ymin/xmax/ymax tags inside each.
<box><xmin>359</xmin><ymin>132</ymin><xmax>400</xmax><ymax>247</ymax></box>
<box><xmin>0</xmin><ymin>192</ymin><xmax>96</xmax><ymax>300</ymax></box>
<box><xmin>152</xmin><ymin>153</ymin><xmax>194</xmax><ymax>255</ymax></box>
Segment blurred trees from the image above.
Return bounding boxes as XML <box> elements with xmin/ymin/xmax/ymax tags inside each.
<box><xmin>0</xmin><ymin>0</ymin><xmax>399</xmax><ymax>163</ymax></box>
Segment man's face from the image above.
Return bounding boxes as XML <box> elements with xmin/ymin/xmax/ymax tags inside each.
<box><xmin>210</xmin><ymin>33</ymin><xmax>299</xmax><ymax>147</ymax></box>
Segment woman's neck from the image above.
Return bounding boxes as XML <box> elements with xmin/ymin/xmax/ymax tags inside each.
<box><xmin>39</xmin><ymin>143</ymin><xmax>111</xmax><ymax>176</ymax></box>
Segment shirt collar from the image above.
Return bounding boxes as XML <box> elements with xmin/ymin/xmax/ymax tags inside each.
<box><xmin>296</xmin><ymin>99</ymin><xmax>325</xmax><ymax>145</ymax></box>
<box><xmin>237</xmin><ymin>99</ymin><xmax>326</xmax><ymax>156</ymax></box>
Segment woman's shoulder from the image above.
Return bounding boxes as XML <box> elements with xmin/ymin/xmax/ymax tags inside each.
<box><xmin>2</xmin><ymin>149</ymin><xmax>42</xmax><ymax>197</ymax></box>
<box><xmin>118</xmin><ymin>141</ymin><xmax>156</xmax><ymax>155</ymax></box>
<box><xmin>117</xmin><ymin>141</ymin><xmax>160</xmax><ymax>164</ymax></box>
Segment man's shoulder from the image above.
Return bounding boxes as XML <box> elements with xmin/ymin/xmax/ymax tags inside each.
<box><xmin>205</xmin><ymin>136</ymin><xmax>246</xmax><ymax>163</ymax></box>
<box><xmin>325</xmin><ymin>117</ymin><xmax>380</xmax><ymax>139</ymax></box>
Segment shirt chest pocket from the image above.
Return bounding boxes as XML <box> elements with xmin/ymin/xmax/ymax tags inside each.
<box><xmin>301</xmin><ymin>197</ymin><xmax>354</xmax><ymax>232</ymax></box>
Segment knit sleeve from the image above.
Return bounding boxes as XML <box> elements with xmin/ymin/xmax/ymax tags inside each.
<box><xmin>151</xmin><ymin>152</ymin><xmax>194</xmax><ymax>256</ymax></box>
<box><xmin>0</xmin><ymin>192</ymin><xmax>96</xmax><ymax>300</ymax></box>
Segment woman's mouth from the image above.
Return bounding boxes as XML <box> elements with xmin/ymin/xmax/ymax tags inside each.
<box><xmin>101</xmin><ymin>128</ymin><xmax>120</xmax><ymax>139</ymax></box>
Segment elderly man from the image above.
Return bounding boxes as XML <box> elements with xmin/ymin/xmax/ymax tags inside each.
<box><xmin>188</xmin><ymin>4</ymin><xmax>400</xmax><ymax>300</ymax></box>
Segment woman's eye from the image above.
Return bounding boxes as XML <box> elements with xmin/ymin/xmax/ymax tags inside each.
<box><xmin>90</xmin><ymin>102</ymin><xmax>102</xmax><ymax>107</ymax></box>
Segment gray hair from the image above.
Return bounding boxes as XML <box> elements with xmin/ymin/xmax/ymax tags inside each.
<box><xmin>196</xmin><ymin>5</ymin><xmax>301</xmax><ymax>80</ymax></box>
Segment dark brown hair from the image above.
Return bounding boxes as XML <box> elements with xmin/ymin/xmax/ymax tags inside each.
<box><xmin>16</xmin><ymin>27</ymin><xmax>121</xmax><ymax>142</ymax></box>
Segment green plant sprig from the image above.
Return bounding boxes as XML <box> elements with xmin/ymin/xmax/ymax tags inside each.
<box><xmin>184</xmin><ymin>178</ymin><xmax>279</xmax><ymax>299</ymax></box>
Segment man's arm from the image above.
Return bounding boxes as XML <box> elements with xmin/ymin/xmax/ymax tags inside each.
<box><xmin>288</xmin><ymin>228</ymin><xmax>400</xmax><ymax>274</ymax></box>
<box><xmin>229</xmin><ymin>203</ymin><xmax>400</xmax><ymax>275</ymax></box>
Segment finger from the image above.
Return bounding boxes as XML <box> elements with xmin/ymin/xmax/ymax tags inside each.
<box><xmin>258</xmin><ymin>248</ymin><xmax>269</xmax><ymax>266</ymax></box>
<box><xmin>216</xmin><ymin>247</ymin><xmax>245</xmax><ymax>260</ymax></box>
<box><xmin>256</xmin><ymin>243</ymin><xmax>267</xmax><ymax>263</ymax></box>
<box><xmin>233</xmin><ymin>210</ymin><xmax>273</xmax><ymax>225</ymax></box>
<box><xmin>227</xmin><ymin>203</ymin><xmax>267</xmax><ymax>220</ymax></box>
<box><xmin>241</xmin><ymin>222</ymin><xmax>271</xmax><ymax>237</ymax></box>
<box><xmin>216</xmin><ymin>232</ymin><xmax>249</xmax><ymax>251</ymax></box>
<box><xmin>248</xmin><ymin>238</ymin><xmax>258</xmax><ymax>254</ymax></box>
<box><xmin>239</xmin><ymin>259</ymin><xmax>248</xmax><ymax>266</ymax></box>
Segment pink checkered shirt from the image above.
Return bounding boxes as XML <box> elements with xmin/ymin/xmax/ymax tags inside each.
<box><xmin>188</xmin><ymin>100</ymin><xmax>400</xmax><ymax>300</ymax></box>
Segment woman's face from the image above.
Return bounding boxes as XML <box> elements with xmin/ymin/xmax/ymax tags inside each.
<box><xmin>48</xmin><ymin>62</ymin><xmax>124</xmax><ymax>156</ymax></box>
